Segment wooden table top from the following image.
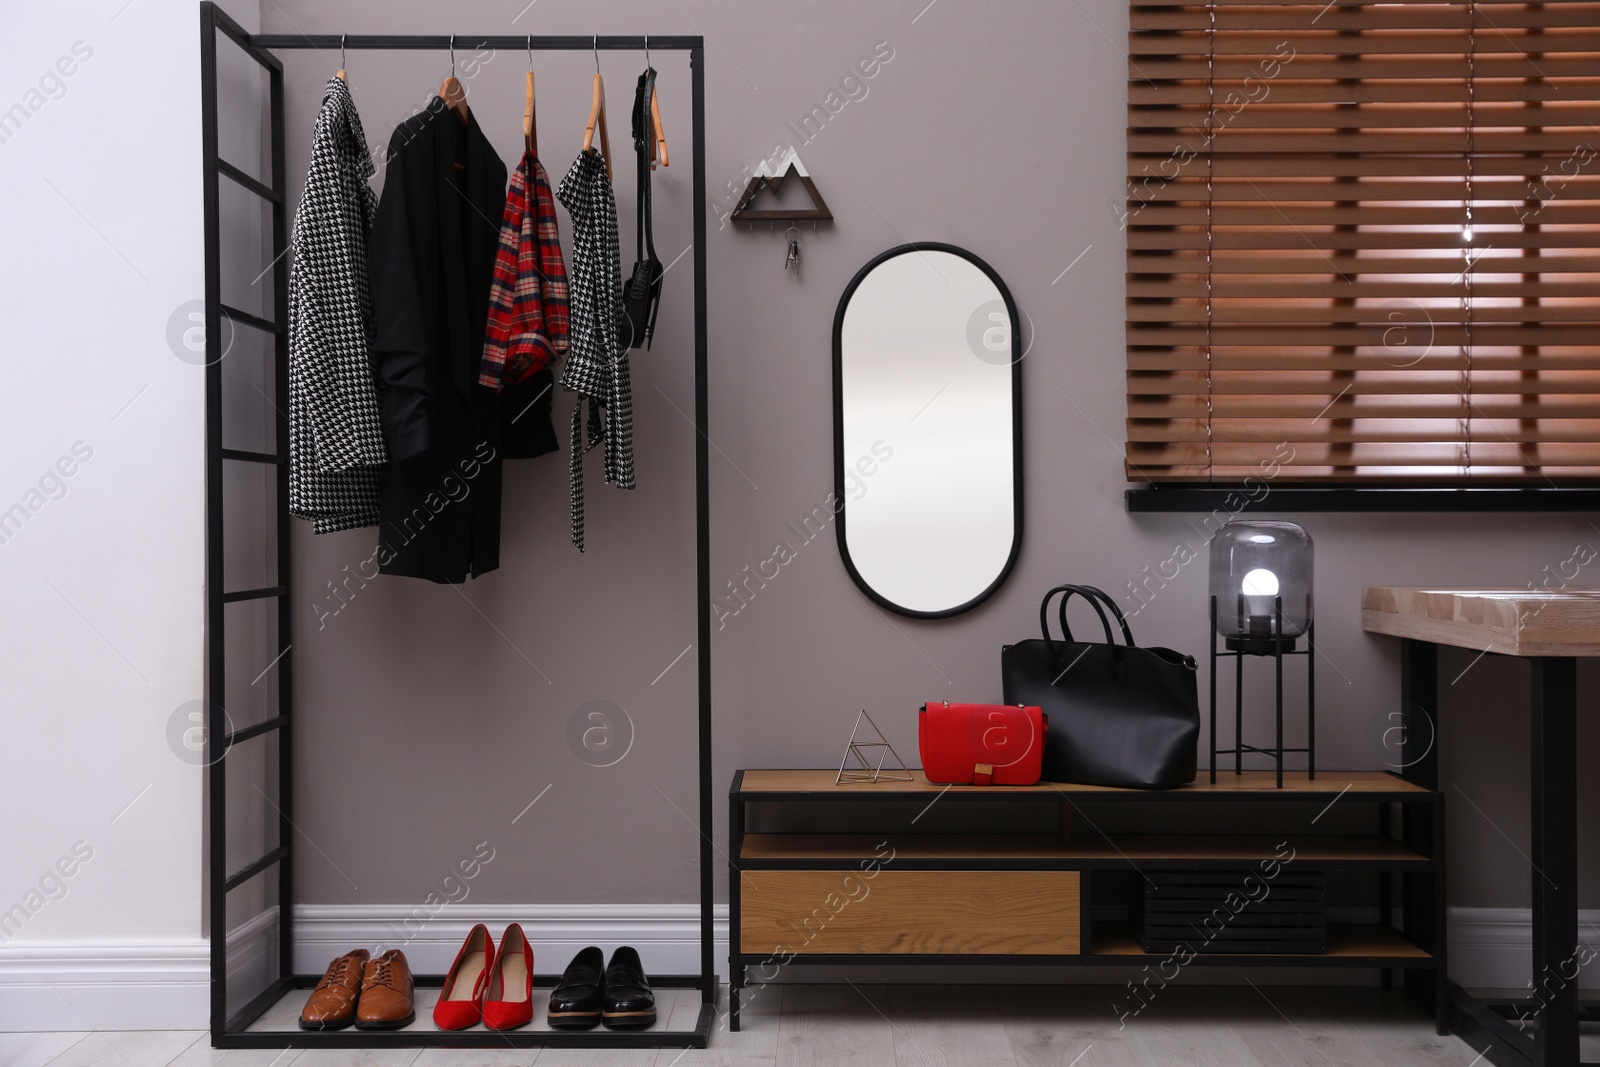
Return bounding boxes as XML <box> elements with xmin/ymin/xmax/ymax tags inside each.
<box><xmin>1362</xmin><ymin>586</ymin><xmax>1600</xmax><ymax>657</ymax></box>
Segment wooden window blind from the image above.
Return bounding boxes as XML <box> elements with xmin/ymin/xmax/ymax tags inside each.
<box><xmin>1125</xmin><ymin>0</ymin><xmax>1600</xmax><ymax>484</ymax></box>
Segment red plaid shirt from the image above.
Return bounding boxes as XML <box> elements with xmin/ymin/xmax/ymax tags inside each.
<box><xmin>479</xmin><ymin>151</ymin><xmax>570</xmax><ymax>390</ymax></box>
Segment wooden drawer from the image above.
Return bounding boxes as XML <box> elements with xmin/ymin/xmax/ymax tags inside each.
<box><xmin>739</xmin><ymin>870</ymin><xmax>1079</xmax><ymax>955</ymax></box>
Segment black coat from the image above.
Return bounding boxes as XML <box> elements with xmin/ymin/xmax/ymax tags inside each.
<box><xmin>368</xmin><ymin>100</ymin><xmax>539</xmax><ymax>584</ymax></box>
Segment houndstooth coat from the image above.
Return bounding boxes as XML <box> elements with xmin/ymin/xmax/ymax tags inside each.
<box><xmin>287</xmin><ymin>76</ymin><xmax>385</xmax><ymax>533</ymax></box>
<box><xmin>557</xmin><ymin>148</ymin><xmax>634</xmax><ymax>552</ymax></box>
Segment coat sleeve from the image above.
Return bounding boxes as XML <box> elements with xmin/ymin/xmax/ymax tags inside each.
<box><xmin>534</xmin><ymin>162</ymin><xmax>570</xmax><ymax>357</ymax></box>
<box><xmin>368</xmin><ymin>141</ymin><xmax>431</xmax><ymax>463</ymax></box>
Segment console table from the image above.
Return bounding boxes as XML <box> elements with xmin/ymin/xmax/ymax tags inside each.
<box><xmin>1364</xmin><ymin>586</ymin><xmax>1600</xmax><ymax>1067</ymax></box>
<box><xmin>727</xmin><ymin>767</ymin><xmax>1443</xmax><ymax>1031</ymax></box>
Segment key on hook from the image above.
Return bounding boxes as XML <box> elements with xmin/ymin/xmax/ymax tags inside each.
<box><xmin>784</xmin><ymin>226</ymin><xmax>800</xmax><ymax>275</ymax></box>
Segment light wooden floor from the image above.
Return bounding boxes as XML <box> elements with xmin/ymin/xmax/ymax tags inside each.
<box><xmin>4</xmin><ymin>983</ymin><xmax>1577</xmax><ymax>1067</ymax></box>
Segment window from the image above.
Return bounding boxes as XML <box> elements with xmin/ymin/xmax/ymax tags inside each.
<box><xmin>1125</xmin><ymin>0</ymin><xmax>1600</xmax><ymax>491</ymax></box>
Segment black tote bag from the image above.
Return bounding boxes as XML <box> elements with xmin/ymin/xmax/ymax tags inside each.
<box><xmin>1001</xmin><ymin>584</ymin><xmax>1200</xmax><ymax>789</ymax></box>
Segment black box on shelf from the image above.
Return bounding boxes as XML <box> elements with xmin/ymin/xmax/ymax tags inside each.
<box><xmin>1133</xmin><ymin>869</ymin><xmax>1327</xmax><ymax>954</ymax></box>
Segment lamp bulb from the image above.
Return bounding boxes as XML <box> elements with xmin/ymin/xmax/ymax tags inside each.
<box><xmin>1241</xmin><ymin>567</ymin><xmax>1279</xmax><ymax>598</ymax></box>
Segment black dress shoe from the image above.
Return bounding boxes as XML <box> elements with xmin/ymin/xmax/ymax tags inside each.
<box><xmin>602</xmin><ymin>946</ymin><xmax>656</xmax><ymax>1030</ymax></box>
<box><xmin>547</xmin><ymin>946</ymin><xmax>605</xmax><ymax>1030</ymax></box>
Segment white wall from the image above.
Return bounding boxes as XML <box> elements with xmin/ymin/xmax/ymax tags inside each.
<box><xmin>0</xmin><ymin>0</ymin><xmax>248</xmax><ymax>1031</ymax></box>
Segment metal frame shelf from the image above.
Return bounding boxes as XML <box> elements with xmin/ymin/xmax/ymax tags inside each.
<box><xmin>725</xmin><ymin>769</ymin><xmax>1446</xmax><ymax>1034</ymax></box>
<box><xmin>200</xmin><ymin>1</ymin><xmax>716</xmax><ymax>1049</ymax></box>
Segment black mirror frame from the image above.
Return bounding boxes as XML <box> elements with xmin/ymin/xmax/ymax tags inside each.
<box><xmin>831</xmin><ymin>242</ymin><xmax>1025</xmax><ymax>620</ymax></box>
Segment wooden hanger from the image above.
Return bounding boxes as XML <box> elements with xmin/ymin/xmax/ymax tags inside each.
<box><xmin>649</xmin><ymin>85</ymin><xmax>668</xmax><ymax>168</ymax></box>
<box><xmin>583</xmin><ymin>38</ymin><xmax>613</xmax><ymax>181</ymax></box>
<box><xmin>439</xmin><ymin>35</ymin><xmax>469</xmax><ymax>127</ymax></box>
<box><xmin>644</xmin><ymin>37</ymin><xmax>668</xmax><ymax>169</ymax></box>
<box><xmin>523</xmin><ymin>39</ymin><xmax>537</xmax><ymax>157</ymax></box>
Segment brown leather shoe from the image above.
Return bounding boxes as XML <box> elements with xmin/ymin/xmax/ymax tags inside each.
<box><xmin>299</xmin><ymin>949</ymin><xmax>370</xmax><ymax>1030</ymax></box>
<box><xmin>354</xmin><ymin>948</ymin><xmax>415</xmax><ymax>1030</ymax></box>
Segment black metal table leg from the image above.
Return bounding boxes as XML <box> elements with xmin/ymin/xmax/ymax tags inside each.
<box><xmin>1398</xmin><ymin>639</ymin><xmax>1445</xmax><ymax>1033</ymax></box>
<box><xmin>1307</xmin><ymin>607</ymin><xmax>1316</xmax><ymax>779</ymax></box>
<box><xmin>1530</xmin><ymin>656</ymin><xmax>1579</xmax><ymax>1066</ymax></box>
<box><xmin>1432</xmin><ymin>795</ymin><xmax>1449</xmax><ymax>1037</ymax></box>
<box><xmin>1398</xmin><ymin>639</ymin><xmax>1439</xmax><ymax>789</ymax></box>
<box><xmin>729</xmin><ymin>788</ymin><xmax>744</xmax><ymax>1032</ymax></box>
<box><xmin>1379</xmin><ymin>802</ymin><xmax>1393</xmax><ymax>991</ymax></box>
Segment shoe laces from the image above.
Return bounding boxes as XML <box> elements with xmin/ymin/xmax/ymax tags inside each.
<box><xmin>367</xmin><ymin>956</ymin><xmax>395</xmax><ymax>988</ymax></box>
<box><xmin>318</xmin><ymin>955</ymin><xmax>359</xmax><ymax>990</ymax></box>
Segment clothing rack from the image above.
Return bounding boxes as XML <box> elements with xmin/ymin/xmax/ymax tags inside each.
<box><xmin>199</xmin><ymin>2</ymin><xmax>714</xmax><ymax>1049</ymax></box>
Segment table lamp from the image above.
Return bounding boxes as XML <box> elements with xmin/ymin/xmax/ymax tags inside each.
<box><xmin>1207</xmin><ymin>519</ymin><xmax>1315</xmax><ymax>785</ymax></box>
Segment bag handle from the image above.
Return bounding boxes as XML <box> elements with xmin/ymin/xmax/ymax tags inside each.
<box><xmin>1041</xmin><ymin>584</ymin><xmax>1119</xmax><ymax>645</ymax></box>
<box><xmin>632</xmin><ymin>68</ymin><xmax>658</xmax><ymax>265</ymax></box>
<box><xmin>1060</xmin><ymin>584</ymin><xmax>1136</xmax><ymax>687</ymax></box>
<box><xmin>1065</xmin><ymin>584</ymin><xmax>1136</xmax><ymax>648</ymax></box>
<box><xmin>1039</xmin><ymin>585</ymin><xmax>1113</xmax><ymax>645</ymax></box>
<box><xmin>1058</xmin><ymin>586</ymin><xmax>1121</xmax><ymax>648</ymax></box>
<box><xmin>1038</xmin><ymin>585</ymin><xmax>1115</xmax><ymax>668</ymax></box>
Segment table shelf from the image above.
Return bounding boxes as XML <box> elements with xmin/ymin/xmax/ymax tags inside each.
<box><xmin>740</xmin><ymin>832</ymin><xmax>1431</xmax><ymax>869</ymax></box>
<box><xmin>1089</xmin><ymin>923</ymin><xmax>1434</xmax><ymax>965</ymax></box>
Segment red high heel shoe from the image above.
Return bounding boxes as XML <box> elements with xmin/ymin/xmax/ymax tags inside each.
<box><xmin>433</xmin><ymin>923</ymin><xmax>495</xmax><ymax>1031</ymax></box>
<box><xmin>481</xmin><ymin>923</ymin><xmax>534</xmax><ymax>1031</ymax></box>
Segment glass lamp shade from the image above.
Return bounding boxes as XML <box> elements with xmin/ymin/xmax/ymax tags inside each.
<box><xmin>1209</xmin><ymin>519</ymin><xmax>1313</xmax><ymax>650</ymax></box>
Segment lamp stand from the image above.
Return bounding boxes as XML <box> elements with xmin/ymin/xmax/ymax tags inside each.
<box><xmin>1209</xmin><ymin>594</ymin><xmax>1316</xmax><ymax>787</ymax></box>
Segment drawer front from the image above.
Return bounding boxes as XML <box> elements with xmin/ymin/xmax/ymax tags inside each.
<box><xmin>740</xmin><ymin>870</ymin><xmax>1079</xmax><ymax>955</ymax></box>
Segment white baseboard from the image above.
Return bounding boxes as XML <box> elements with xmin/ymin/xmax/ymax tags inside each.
<box><xmin>1447</xmin><ymin>907</ymin><xmax>1600</xmax><ymax>992</ymax></box>
<box><xmin>0</xmin><ymin>938</ymin><xmax>209</xmax><ymax>1032</ymax></box>
<box><xmin>0</xmin><ymin>909</ymin><xmax>275</xmax><ymax>1033</ymax></box>
<box><xmin>293</xmin><ymin>903</ymin><xmax>733</xmax><ymax>979</ymax></box>
<box><xmin>1</xmin><ymin>904</ymin><xmax>1589</xmax><ymax>1032</ymax></box>
<box><xmin>224</xmin><ymin>908</ymin><xmax>280</xmax><ymax>1008</ymax></box>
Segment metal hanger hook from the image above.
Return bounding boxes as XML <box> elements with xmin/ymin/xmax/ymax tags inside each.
<box><xmin>527</xmin><ymin>35</ymin><xmax>533</xmax><ymax>71</ymax></box>
<box><xmin>450</xmin><ymin>34</ymin><xmax>456</xmax><ymax>77</ymax></box>
<box><xmin>593</xmin><ymin>36</ymin><xmax>600</xmax><ymax>74</ymax></box>
<box><xmin>340</xmin><ymin>34</ymin><xmax>346</xmax><ymax>72</ymax></box>
<box><xmin>645</xmin><ymin>35</ymin><xmax>652</xmax><ymax>69</ymax></box>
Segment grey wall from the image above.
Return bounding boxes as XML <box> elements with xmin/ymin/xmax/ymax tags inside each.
<box><xmin>261</xmin><ymin>0</ymin><xmax>1600</xmax><ymax>918</ymax></box>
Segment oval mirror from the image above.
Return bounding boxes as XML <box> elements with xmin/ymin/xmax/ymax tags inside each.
<box><xmin>833</xmin><ymin>243</ymin><xmax>1023</xmax><ymax>618</ymax></box>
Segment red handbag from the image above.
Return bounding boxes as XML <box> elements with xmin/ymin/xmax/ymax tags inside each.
<box><xmin>918</xmin><ymin>702</ymin><xmax>1048</xmax><ymax>786</ymax></box>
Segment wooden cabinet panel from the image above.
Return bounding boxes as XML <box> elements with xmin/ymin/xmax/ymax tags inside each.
<box><xmin>739</xmin><ymin>870</ymin><xmax>1079</xmax><ymax>955</ymax></box>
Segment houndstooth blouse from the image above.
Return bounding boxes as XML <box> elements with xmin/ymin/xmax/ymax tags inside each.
<box><xmin>557</xmin><ymin>148</ymin><xmax>635</xmax><ymax>552</ymax></box>
<box><xmin>287</xmin><ymin>76</ymin><xmax>385</xmax><ymax>534</ymax></box>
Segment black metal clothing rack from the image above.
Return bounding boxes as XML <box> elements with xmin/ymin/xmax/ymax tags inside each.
<box><xmin>200</xmin><ymin>2</ymin><xmax>715</xmax><ymax>1048</ymax></box>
